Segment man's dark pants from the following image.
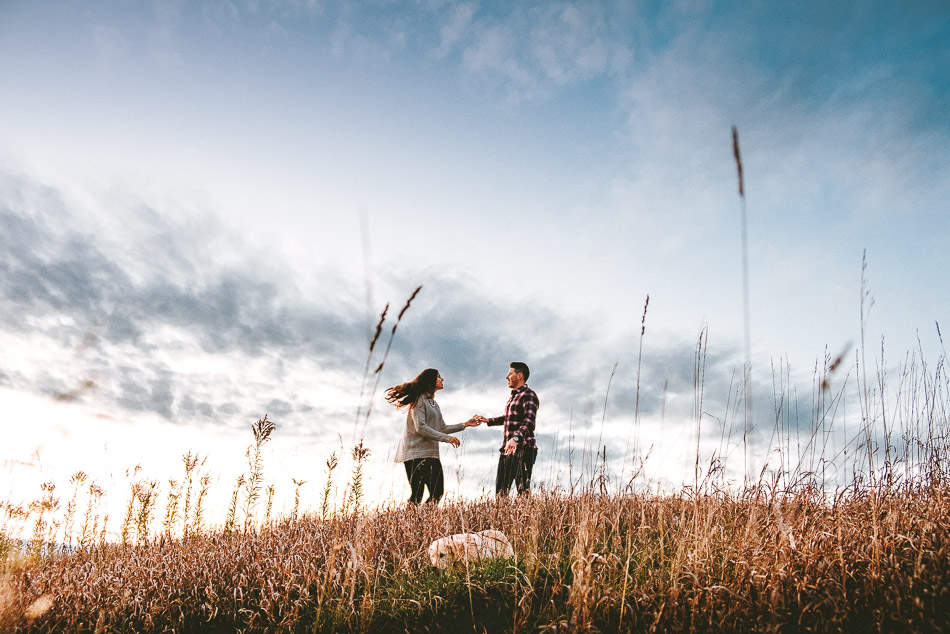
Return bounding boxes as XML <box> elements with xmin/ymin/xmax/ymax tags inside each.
<box><xmin>495</xmin><ymin>447</ymin><xmax>538</xmax><ymax>496</ymax></box>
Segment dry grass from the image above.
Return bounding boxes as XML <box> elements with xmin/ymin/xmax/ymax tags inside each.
<box><xmin>2</xmin><ymin>482</ymin><xmax>950</xmax><ymax>632</ymax></box>
<box><xmin>4</xmin><ymin>283</ymin><xmax>950</xmax><ymax>631</ymax></box>
<box><xmin>3</xmin><ymin>327</ymin><xmax>950</xmax><ymax>631</ymax></box>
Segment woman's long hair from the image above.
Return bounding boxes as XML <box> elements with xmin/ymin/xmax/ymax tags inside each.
<box><xmin>385</xmin><ymin>368</ymin><xmax>439</xmax><ymax>408</ymax></box>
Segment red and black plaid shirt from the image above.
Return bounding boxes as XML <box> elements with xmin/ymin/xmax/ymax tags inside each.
<box><xmin>487</xmin><ymin>384</ymin><xmax>539</xmax><ymax>452</ymax></box>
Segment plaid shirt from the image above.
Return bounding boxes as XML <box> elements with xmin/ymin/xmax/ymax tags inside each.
<box><xmin>487</xmin><ymin>384</ymin><xmax>539</xmax><ymax>452</ymax></box>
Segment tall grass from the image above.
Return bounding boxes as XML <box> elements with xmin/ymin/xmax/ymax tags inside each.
<box><xmin>1</xmin><ymin>334</ymin><xmax>949</xmax><ymax>631</ymax></box>
<box><xmin>2</xmin><ymin>484</ymin><xmax>949</xmax><ymax>632</ymax></box>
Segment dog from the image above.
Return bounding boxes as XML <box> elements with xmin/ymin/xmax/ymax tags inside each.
<box><xmin>428</xmin><ymin>529</ymin><xmax>514</xmax><ymax>569</ymax></box>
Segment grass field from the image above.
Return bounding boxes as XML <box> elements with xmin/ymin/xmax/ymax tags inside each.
<box><xmin>3</xmin><ymin>289</ymin><xmax>950</xmax><ymax>631</ymax></box>
<box><xmin>2</xmin><ymin>481</ymin><xmax>949</xmax><ymax>632</ymax></box>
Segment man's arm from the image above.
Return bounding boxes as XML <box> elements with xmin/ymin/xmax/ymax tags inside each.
<box><xmin>513</xmin><ymin>391</ymin><xmax>539</xmax><ymax>444</ymax></box>
<box><xmin>485</xmin><ymin>415</ymin><xmax>504</xmax><ymax>427</ymax></box>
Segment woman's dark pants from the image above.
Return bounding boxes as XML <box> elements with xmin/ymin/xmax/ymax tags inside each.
<box><xmin>404</xmin><ymin>458</ymin><xmax>445</xmax><ymax>504</ymax></box>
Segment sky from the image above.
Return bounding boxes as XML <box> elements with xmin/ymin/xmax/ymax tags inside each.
<box><xmin>1</xmin><ymin>1</ymin><xmax>949</xmax><ymax>533</ymax></box>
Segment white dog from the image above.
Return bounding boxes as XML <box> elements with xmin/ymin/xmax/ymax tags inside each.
<box><xmin>428</xmin><ymin>529</ymin><xmax>514</xmax><ymax>569</ymax></box>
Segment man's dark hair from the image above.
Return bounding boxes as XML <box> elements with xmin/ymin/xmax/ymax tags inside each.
<box><xmin>510</xmin><ymin>362</ymin><xmax>530</xmax><ymax>382</ymax></box>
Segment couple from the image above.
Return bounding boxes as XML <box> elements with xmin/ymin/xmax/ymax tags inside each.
<box><xmin>385</xmin><ymin>362</ymin><xmax>539</xmax><ymax>505</ymax></box>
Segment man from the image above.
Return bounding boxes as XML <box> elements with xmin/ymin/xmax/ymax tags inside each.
<box><xmin>478</xmin><ymin>362</ymin><xmax>539</xmax><ymax>496</ymax></box>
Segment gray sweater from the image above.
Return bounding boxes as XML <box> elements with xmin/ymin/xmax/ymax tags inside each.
<box><xmin>394</xmin><ymin>395</ymin><xmax>465</xmax><ymax>462</ymax></box>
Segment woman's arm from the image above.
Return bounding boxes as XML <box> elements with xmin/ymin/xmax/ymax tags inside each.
<box><xmin>410</xmin><ymin>398</ymin><xmax>453</xmax><ymax>442</ymax></box>
<box><xmin>443</xmin><ymin>422</ymin><xmax>466</xmax><ymax>434</ymax></box>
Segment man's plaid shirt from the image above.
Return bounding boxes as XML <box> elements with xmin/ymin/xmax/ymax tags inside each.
<box><xmin>486</xmin><ymin>384</ymin><xmax>539</xmax><ymax>452</ymax></box>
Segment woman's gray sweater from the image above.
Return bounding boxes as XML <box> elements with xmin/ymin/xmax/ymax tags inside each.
<box><xmin>394</xmin><ymin>395</ymin><xmax>465</xmax><ymax>462</ymax></box>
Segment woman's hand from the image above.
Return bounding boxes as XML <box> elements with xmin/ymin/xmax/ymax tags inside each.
<box><xmin>448</xmin><ymin>436</ymin><xmax>461</xmax><ymax>447</ymax></box>
<box><xmin>464</xmin><ymin>417</ymin><xmax>482</xmax><ymax>427</ymax></box>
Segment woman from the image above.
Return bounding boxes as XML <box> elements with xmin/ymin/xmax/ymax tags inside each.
<box><xmin>385</xmin><ymin>368</ymin><xmax>480</xmax><ymax>504</ymax></box>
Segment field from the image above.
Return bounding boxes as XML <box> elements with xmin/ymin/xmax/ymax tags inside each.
<box><xmin>3</xmin><ymin>290</ymin><xmax>950</xmax><ymax>632</ymax></box>
<box><xmin>2</xmin><ymin>481</ymin><xmax>950</xmax><ymax>632</ymax></box>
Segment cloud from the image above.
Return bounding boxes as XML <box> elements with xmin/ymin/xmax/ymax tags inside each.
<box><xmin>436</xmin><ymin>1</ymin><xmax>476</xmax><ymax>58</ymax></box>
<box><xmin>0</xmin><ymin>182</ymin><xmax>362</xmax><ymax>359</ymax></box>
<box><xmin>0</xmin><ymin>173</ymin><xmax>370</xmax><ymax>422</ymax></box>
<box><xmin>0</xmin><ymin>169</ymin><xmax>839</xmax><ymax>488</ymax></box>
<box><xmin>115</xmin><ymin>362</ymin><xmax>175</xmax><ymax>419</ymax></box>
<box><xmin>0</xmin><ymin>172</ymin><xmax>630</xmax><ymax>435</ymax></box>
<box><xmin>460</xmin><ymin>23</ymin><xmax>536</xmax><ymax>103</ymax></box>
<box><xmin>381</xmin><ymin>274</ymin><xmax>535</xmax><ymax>386</ymax></box>
<box><xmin>527</xmin><ymin>2</ymin><xmax>610</xmax><ymax>85</ymax></box>
<box><xmin>442</xmin><ymin>2</ymin><xmax>632</xmax><ymax>103</ymax></box>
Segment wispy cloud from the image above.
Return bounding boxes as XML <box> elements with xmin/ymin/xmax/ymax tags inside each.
<box><xmin>527</xmin><ymin>2</ymin><xmax>612</xmax><ymax>85</ymax></box>
<box><xmin>434</xmin><ymin>2</ymin><xmax>633</xmax><ymax>103</ymax></box>
<box><xmin>436</xmin><ymin>1</ymin><xmax>476</xmax><ymax>58</ymax></box>
<box><xmin>0</xmin><ymin>173</ymin><xmax>367</xmax><ymax>423</ymax></box>
<box><xmin>0</xmin><ymin>170</ymin><xmax>767</xmax><ymax>442</ymax></box>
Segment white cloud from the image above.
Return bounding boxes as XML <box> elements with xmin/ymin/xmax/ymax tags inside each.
<box><xmin>454</xmin><ymin>2</ymin><xmax>630</xmax><ymax>103</ymax></box>
<box><xmin>528</xmin><ymin>2</ymin><xmax>609</xmax><ymax>85</ymax></box>
<box><xmin>437</xmin><ymin>1</ymin><xmax>477</xmax><ymax>58</ymax></box>
<box><xmin>462</xmin><ymin>23</ymin><xmax>541</xmax><ymax>103</ymax></box>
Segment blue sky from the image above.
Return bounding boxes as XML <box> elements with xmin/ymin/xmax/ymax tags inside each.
<box><xmin>1</xmin><ymin>1</ymin><xmax>948</xmax><ymax>521</ymax></box>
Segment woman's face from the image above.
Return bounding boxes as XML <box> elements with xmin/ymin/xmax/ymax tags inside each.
<box><xmin>434</xmin><ymin>373</ymin><xmax>444</xmax><ymax>392</ymax></box>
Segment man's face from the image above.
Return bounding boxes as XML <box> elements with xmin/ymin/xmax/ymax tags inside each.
<box><xmin>506</xmin><ymin>368</ymin><xmax>524</xmax><ymax>389</ymax></box>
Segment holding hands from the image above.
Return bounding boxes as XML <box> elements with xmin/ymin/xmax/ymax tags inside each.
<box><xmin>465</xmin><ymin>415</ymin><xmax>486</xmax><ymax>427</ymax></box>
<box><xmin>451</xmin><ymin>415</ymin><xmax>486</xmax><ymax>448</ymax></box>
<box><xmin>464</xmin><ymin>415</ymin><xmax>519</xmax><ymax>454</ymax></box>
<box><xmin>452</xmin><ymin>415</ymin><xmax>520</xmax><ymax>454</ymax></box>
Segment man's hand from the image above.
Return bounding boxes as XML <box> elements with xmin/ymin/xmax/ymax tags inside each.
<box><xmin>504</xmin><ymin>438</ymin><xmax>518</xmax><ymax>455</ymax></box>
<box><xmin>448</xmin><ymin>436</ymin><xmax>461</xmax><ymax>448</ymax></box>
<box><xmin>473</xmin><ymin>415</ymin><xmax>488</xmax><ymax>424</ymax></box>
